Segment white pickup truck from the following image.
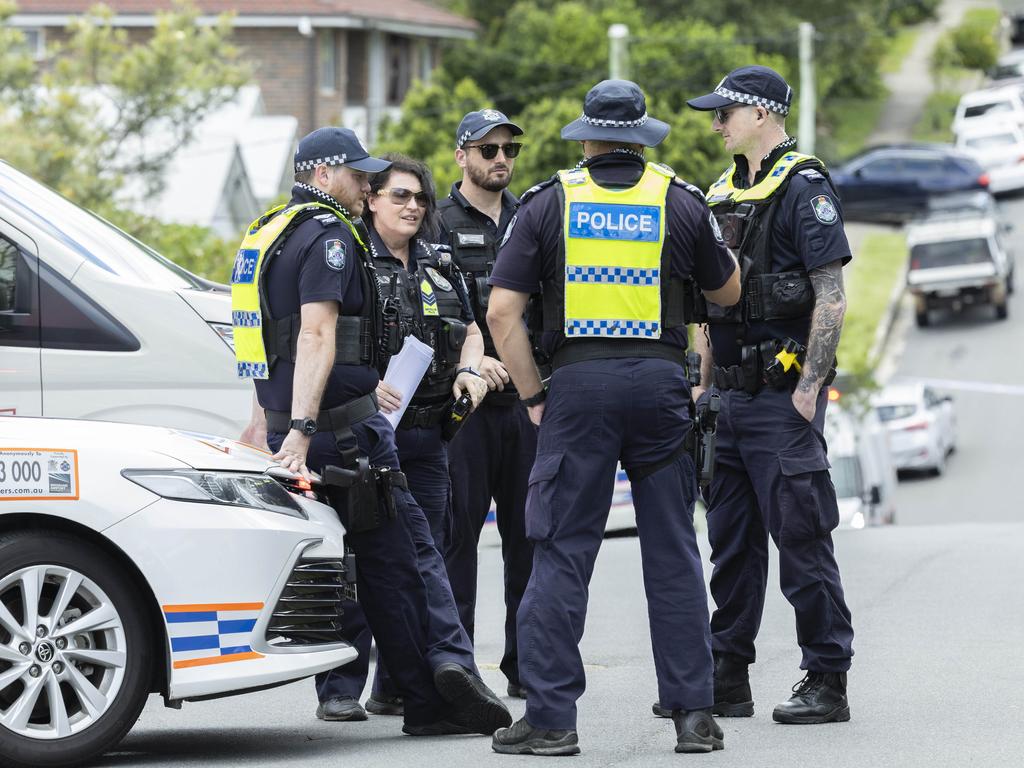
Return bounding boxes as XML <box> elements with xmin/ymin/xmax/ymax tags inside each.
<box><xmin>905</xmin><ymin>211</ymin><xmax>1015</xmax><ymax>327</ymax></box>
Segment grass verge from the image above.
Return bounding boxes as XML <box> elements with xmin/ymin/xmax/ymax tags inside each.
<box><xmin>839</xmin><ymin>230</ymin><xmax>906</xmax><ymax>376</ymax></box>
<box><xmin>880</xmin><ymin>25</ymin><xmax>922</xmax><ymax>75</ymax></box>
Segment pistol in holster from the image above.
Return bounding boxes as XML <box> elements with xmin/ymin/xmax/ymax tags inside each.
<box><xmin>322</xmin><ymin>459</ymin><xmax>408</xmax><ymax>534</ymax></box>
<box><xmin>693</xmin><ymin>392</ymin><xmax>721</xmax><ymax>500</ymax></box>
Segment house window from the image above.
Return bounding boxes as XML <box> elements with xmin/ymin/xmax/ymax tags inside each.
<box><xmin>20</xmin><ymin>28</ymin><xmax>46</xmax><ymax>61</ymax></box>
<box><xmin>386</xmin><ymin>35</ymin><xmax>412</xmax><ymax>106</ymax></box>
<box><xmin>346</xmin><ymin>32</ymin><xmax>367</xmax><ymax>104</ymax></box>
<box><xmin>319</xmin><ymin>29</ymin><xmax>337</xmax><ymax>93</ymax></box>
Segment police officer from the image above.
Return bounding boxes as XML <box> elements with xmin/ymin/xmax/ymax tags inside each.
<box><xmin>437</xmin><ymin>109</ymin><xmax>535</xmax><ymax>700</ymax></box>
<box><xmin>336</xmin><ymin>153</ymin><xmax>488</xmax><ymax>716</ymax></box>
<box><xmin>486</xmin><ymin>81</ymin><xmax>741</xmax><ymax>756</ymax></box>
<box><xmin>680</xmin><ymin>66</ymin><xmax>855</xmax><ymax>724</ymax></box>
<box><xmin>232</xmin><ymin>127</ymin><xmax>509</xmax><ymax>736</ymax></box>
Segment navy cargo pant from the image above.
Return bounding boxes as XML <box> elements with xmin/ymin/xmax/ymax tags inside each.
<box><xmin>519</xmin><ymin>358</ymin><xmax>713</xmax><ymax>731</ymax></box>
<box><xmin>446</xmin><ymin>397</ymin><xmax>536</xmax><ymax>687</ymax></box>
<box><xmin>267</xmin><ymin>413</ymin><xmax>452</xmax><ymax>726</ymax></box>
<box><xmin>319</xmin><ymin>423</ymin><xmax>477</xmax><ymax>700</ymax></box>
<box><xmin>705</xmin><ymin>386</ymin><xmax>854</xmax><ymax>672</ymax></box>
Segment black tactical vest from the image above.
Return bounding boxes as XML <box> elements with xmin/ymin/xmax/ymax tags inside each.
<box><xmin>372</xmin><ymin>238</ymin><xmax>468</xmax><ymax>405</ymax></box>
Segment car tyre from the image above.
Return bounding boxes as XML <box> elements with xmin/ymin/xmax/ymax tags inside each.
<box><xmin>0</xmin><ymin>531</ymin><xmax>153</xmax><ymax>768</ymax></box>
<box><xmin>915</xmin><ymin>310</ymin><xmax>930</xmax><ymax>328</ymax></box>
<box><xmin>930</xmin><ymin>449</ymin><xmax>946</xmax><ymax>477</ymax></box>
<box><xmin>995</xmin><ymin>300</ymin><xmax>1008</xmax><ymax>320</ymax></box>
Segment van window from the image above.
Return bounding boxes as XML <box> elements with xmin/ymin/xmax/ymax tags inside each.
<box><xmin>964</xmin><ymin>100</ymin><xmax>1014</xmax><ymax>119</ymax></box>
<box><xmin>877</xmin><ymin>404</ymin><xmax>918</xmax><ymax>421</ymax></box>
<box><xmin>910</xmin><ymin>238</ymin><xmax>992</xmax><ymax>269</ymax></box>
<box><xmin>963</xmin><ymin>132</ymin><xmax>1019</xmax><ymax>150</ymax></box>
<box><xmin>0</xmin><ymin>162</ymin><xmax>207</xmax><ymax>290</ymax></box>
<box><xmin>0</xmin><ymin>237</ymin><xmax>16</xmax><ymax>311</ymax></box>
<box><xmin>829</xmin><ymin>456</ymin><xmax>863</xmax><ymax>500</ymax></box>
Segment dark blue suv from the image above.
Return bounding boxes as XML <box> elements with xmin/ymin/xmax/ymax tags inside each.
<box><xmin>830</xmin><ymin>144</ymin><xmax>991</xmax><ymax>224</ymax></box>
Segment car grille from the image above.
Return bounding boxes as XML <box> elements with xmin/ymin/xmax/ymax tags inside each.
<box><xmin>265</xmin><ymin>558</ymin><xmax>355</xmax><ymax>646</ymax></box>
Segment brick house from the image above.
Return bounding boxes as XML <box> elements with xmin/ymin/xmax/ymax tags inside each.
<box><xmin>9</xmin><ymin>1</ymin><xmax>478</xmax><ymax>142</ymax></box>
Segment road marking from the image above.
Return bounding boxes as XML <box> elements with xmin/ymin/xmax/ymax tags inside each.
<box><xmin>901</xmin><ymin>377</ymin><xmax>1024</xmax><ymax>397</ymax></box>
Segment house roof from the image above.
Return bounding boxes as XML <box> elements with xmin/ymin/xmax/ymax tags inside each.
<box><xmin>12</xmin><ymin>1</ymin><xmax>478</xmax><ymax>34</ymax></box>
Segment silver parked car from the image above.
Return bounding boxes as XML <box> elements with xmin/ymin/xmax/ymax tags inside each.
<box><xmin>873</xmin><ymin>382</ymin><xmax>957</xmax><ymax>476</ymax></box>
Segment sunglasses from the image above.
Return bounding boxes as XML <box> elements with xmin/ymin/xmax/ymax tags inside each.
<box><xmin>379</xmin><ymin>187</ymin><xmax>431</xmax><ymax>207</ymax></box>
<box><xmin>464</xmin><ymin>142</ymin><xmax>523</xmax><ymax>160</ymax></box>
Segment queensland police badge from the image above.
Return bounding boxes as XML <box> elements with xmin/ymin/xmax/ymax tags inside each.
<box><xmin>325</xmin><ymin>239</ymin><xmax>346</xmax><ymax>270</ymax></box>
<box><xmin>811</xmin><ymin>195</ymin><xmax>838</xmax><ymax>225</ymax></box>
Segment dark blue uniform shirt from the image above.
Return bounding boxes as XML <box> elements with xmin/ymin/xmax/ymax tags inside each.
<box><xmin>436</xmin><ymin>183</ymin><xmax>519</xmax><ymax>249</ymax></box>
<box><xmin>711</xmin><ymin>140</ymin><xmax>853</xmax><ymax>367</ymax></box>
<box><xmin>254</xmin><ymin>185</ymin><xmax>379</xmax><ymax>412</ymax></box>
<box><xmin>489</xmin><ymin>152</ymin><xmax>736</xmax><ymax>356</ymax></box>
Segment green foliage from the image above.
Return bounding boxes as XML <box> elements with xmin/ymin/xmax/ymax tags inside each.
<box><xmin>950</xmin><ymin>9</ymin><xmax>1000</xmax><ymax>71</ymax></box>
<box><xmin>912</xmin><ymin>90</ymin><xmax>960</xmax><ymax>143</ymax></box>
<box><xmin>1</xmin><ymin>1</ymin><xmax>250</xmax><ymax>211</ymax></box>
<box><xmin>838</xmin><ymin>231</ymin><xmax>906</xmax><ymax>376</ymax></box>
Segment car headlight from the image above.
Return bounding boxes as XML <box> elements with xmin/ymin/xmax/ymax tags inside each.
<box><xmin>209</xmin><ymin>322</ymin><xmax>235</xmax><ymax>351</ymax></box>
<box><xmin>122</xmin><ymin>470</ymin><xmax>307</xmax><ymax>519</ymax></box>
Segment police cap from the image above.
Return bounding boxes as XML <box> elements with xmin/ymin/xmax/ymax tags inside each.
<box><xmin>294</xmin><ymin>126</ymin><xmax>391</xmax><ymax>173</ymax></box>
<box><xmin>687</xmin><ymin>65</ymin><xmax>793</xmax><ymax>116</ymax></box>
<box><xmin>456</xmin><ymin>109</ymin><xmax>524</xmax><ymax>149</ymax></box>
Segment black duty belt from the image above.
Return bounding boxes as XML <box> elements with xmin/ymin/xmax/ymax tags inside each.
<box><xmin>552</xmin><ymin>339</ymin><xmax>687</xmax><ymax>371</ymax></box>
<box><xmin>712</xmin><ymin>365</ymin><xmax>753</xmax><ymax>392</ymax></box>
<box><xmin>398</xmin><ymin>402</ymin><xmax>448</xmax><ymax>430</ymax></box>
<box><xmin>265</xmin><ymin>392</ymin><xmax>379</xmax><ymax>434</ymax></box>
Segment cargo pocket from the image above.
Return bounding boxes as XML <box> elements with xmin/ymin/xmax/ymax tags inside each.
<box><xmin>525</xmin><ymin>451</ymin><xmax>563</xmax><ymax>542</ymax></box>
<box><xmin>776</xmin><ymin>441</ymin><xmax>838</xmax><ymax>541</ymax></box>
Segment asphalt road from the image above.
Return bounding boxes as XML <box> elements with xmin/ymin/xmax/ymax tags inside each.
<box><xmin>884</xmin><ymin>193</ymin><xmax>1024</xmax><ymax>525</ymax></box>
<box><xmin>92</xmin><ymin>198</ymin><xmax>1024</xmax><ymax>767</ymax></box>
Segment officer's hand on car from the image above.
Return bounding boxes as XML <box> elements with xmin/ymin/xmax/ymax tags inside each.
<box><xmin>376</xmin><ymin>381</ymin><xmax>404</xmax><ymax>414</ymax></box>
<box><xmin>791</xmin><ymin>387</ymin><xmax>817</xmax><ymax>422</ymax></box>
<box><xmin>272</xmin><ymin>431</ymin><xmax>314</xmax><ymax>481</ymax></box>
<box><xmin>478</xmin><ymin>356</ymin><xmax>510</xmax><ymax>391</ymax></box>
<box><xmin>239</xmin><ymin>420</ymin><xmax>269</xmax><ymax>451</ymax></box>
<box><xmin>454</xmin><ymin>371</ymin><xmax>488</xmax><ymax>410</ymax></box>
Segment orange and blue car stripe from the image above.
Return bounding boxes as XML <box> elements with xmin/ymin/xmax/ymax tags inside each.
<box><xmin>163</xmin><ymin>603</ymin><xmax>265</xmax><ymax>670</ymax></box>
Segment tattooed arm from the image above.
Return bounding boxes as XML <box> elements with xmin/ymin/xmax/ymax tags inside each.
<box><xmin>792</xmin><ymin>259</ymin><xmax>846</xmax><ymax>421</ymax></box>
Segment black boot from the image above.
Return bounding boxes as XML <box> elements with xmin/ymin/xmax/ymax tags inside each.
<box><xmin>492</xmin><ymin>717</ymin><xmax>580</xmax><ymax>756</ymax></box>
<box><xmin>433</xmin><ymin>663</ymin><xmax>513</xmax><ymax>735</ymax></box>
<box><xmin>772</xmin><ymin>671</ymin><xmax>850</xmax><ymax>724</ymax></box>
<box><xmin>713</xmin><ymin>652</ymin><xmax>754</xmax><ymax>717</ymax></box>
<box><xmin>672</xmin><ymin>708</ymin><xmax>724</xmax><ymax>753</ymax></box>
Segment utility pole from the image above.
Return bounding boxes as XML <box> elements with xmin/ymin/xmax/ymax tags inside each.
<box><xmin>798</xmin><ymin>22</ymin><xmax>816</xmax><ymax>154</ymax></box>
<box><xmin>608</xmin><ymin>24</ymin><xmax>630</xmax><ymax>81</ymax></box>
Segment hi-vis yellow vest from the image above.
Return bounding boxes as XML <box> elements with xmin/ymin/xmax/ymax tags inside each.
<box><xmin>560</xmin><ymin>163</ymin><xmax>672</xmax><ymax>339</ymax></box>
<box><xmin>230</xmin><ymin>202</ymin><xmax>363</xmax><ymax>379</ymax></box>
<box><xmin>706</xmin><ymin>151</ymin><xmax>818</xmax><ymax>206</ymax></box>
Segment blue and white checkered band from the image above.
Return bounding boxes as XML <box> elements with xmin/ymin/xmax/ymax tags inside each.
<box><xmin>565</xmin><ymin>319</ymin><xmax>661</xmax><ymax>338</ymax></box>
<box><xmin>293</xmin><ymin>183</ymin><xmax>352</xmax><ymax>219</ymax></box>
<box><xmin>295</xmin><ymin>154</ymin><xmax>347</xmax><ymax>172</ymax></box>
<box><xmin>566</xmin><ymin>265</ymin><xmax>660</xmax><ymax>286</ymax></box>
<box><xmin>457</xmin><ymin>130</ymin><xmax>472</xmax><ymax>148</ymax></box>
<box><xmin>579</xmin><ymin>111</ymin><xmax>649</xmax><ymax>128</ymax></box>
<box><xmin>714</xmin><ymin>86</ymin><xmax>790</xmax><ymax>115</ymax></box>
<box><xmin>236</xmin><ymin>361</ymin><xmax>268</xmax><ymax>379</ymax></box>
<box><xmin>231</xmin><ymin>310</ymin><xmax>261</xmax><ymax>328</ymax></box>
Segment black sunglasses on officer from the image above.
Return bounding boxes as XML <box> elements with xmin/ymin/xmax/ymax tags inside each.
<box><xmin>463</xmin><ymin>142</ymin><xmax>523</xmax><ymax>160</ymax></box>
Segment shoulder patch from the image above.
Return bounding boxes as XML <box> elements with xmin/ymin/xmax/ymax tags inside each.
<box><xmin>499</xmin><ymin>213</ymin><xmax>518</xmax><ymax>248</ymax></box>
<box><xmin>798</xmin><ymin>168</ymin><xmax>826</xmax><ymax>183</ymax></box>
<box><xmin>325</xmin><ymin>239</ymin><xmax>346</xmax><ymax>270</ymax></box>
<box><xmin>314</xmin><ymin>212</ymin><xmax>341</xmax><ymax>226</ymax></box>
<box><xmin>709</xmin><ymin>213</ymin><xmax>724</xmax><ymax>243</ymax></box>
<box><xmin>810</xmin><ymin>194</ymin><xmax>839</xmax><ymax>225</ymax></box>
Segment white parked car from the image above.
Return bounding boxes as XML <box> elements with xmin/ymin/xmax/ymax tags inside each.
<box><xmin>0</xmin><ymin>416</ymin><xmax>356</xmax><ymax>768</ymax></box>
<box><xmin>955</xmin><ymin>121</ymin><xmax>1024</xmax><ymax>194</ymax></box>
<box><xmin>953</xmin><ymin>85</ymin><xmax>1024</xmax><ymax>137</ymax></box>
<box><xmin>0</xmin><ymin>159</ymin><xmax>249</xmax><ymax>435</ymax></box>
<box><xmin>873</xmin><ymin>383</ymin><xmax>957</xmax><ymax>476</ymax></box>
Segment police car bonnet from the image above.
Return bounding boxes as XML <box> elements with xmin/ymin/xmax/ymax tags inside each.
<box><xmin>560</xmin><ymin>80</ymin><xmax>670</xmax><ymax>147</ymax></box>
<box><xmin>294</xmin><ymin>126</ymin><xmax>392</xmax><ymax>173</ymax></box>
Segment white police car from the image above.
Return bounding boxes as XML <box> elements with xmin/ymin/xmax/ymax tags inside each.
<box><xmin>0</xmin><ymin>416</ymin><xmax>356</xmax><ymax>768</ymax></box>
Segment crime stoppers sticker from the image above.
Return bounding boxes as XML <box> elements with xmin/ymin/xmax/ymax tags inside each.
<box><xmin>0</xmin><ymin>449</ymin><xmax>79</xmax><ymax>500</ymax></box>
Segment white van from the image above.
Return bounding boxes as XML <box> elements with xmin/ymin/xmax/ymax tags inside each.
<box><xmin>824</xmin><ymin>396</ymin><xmax>897</xmax><ymax>529</ymax></box>
<box><xmin>0</xmin><ymin>160</ymin><xmax>249</xmax><ymax>435</ymax></box>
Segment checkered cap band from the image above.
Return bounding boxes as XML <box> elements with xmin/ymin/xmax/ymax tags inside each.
<box><xmin>566</xmin><ymin>266</ymin><xmax>660</xmax><ymax>286</ymax></box>
<box><xmin>456</xmin><ymin>130</ymin><xmax>473</xmax><ymax>149</ymax></box>
<box><xmin>579</xmin><ymin>112</ymin><xmax>649</xmax><ymax>128</ymax></box>
<box><xmin>565</xmin><ymin>319</ymin><xmax>661</xmax><ymax>338</ymax></box>
<box><xmin>714</xmin><ymin>86</ymin><xmax>790</xmax><ymax>115</ymax></box>
<box><xmin>295</xmin><ymin>154</ymin><xmax>348</xmax><ymax>172</ymax></box>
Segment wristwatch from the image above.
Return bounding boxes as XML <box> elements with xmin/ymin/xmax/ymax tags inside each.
<box><xmin>289</xmin><ymin>417</ymin><xmax>318</xmax><ymax>436</ymax></box>
<box><xmin>520</xmin><ymin>387</ymin><xmax>547</xmax><ymax>407</ymax></box>
<box><xmin>456</xmin><ymin>366</ymin><xmax>482</xmax><ymax>378</ymax></box>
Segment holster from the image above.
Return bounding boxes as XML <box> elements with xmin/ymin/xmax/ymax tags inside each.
<box><xmin>322</xmin><ymin>461</ymin><xmax>408</xmax><ymax>534</ymax></box>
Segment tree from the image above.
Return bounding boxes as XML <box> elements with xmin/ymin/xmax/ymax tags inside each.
<box><xmin>0</xmin><ymin>1</ymin><xmax>250</xmax><ymax>210</ymax></box>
